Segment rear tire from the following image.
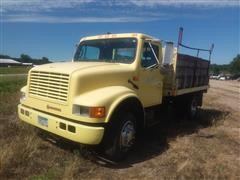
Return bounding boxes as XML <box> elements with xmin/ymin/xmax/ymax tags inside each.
<box><xmin>187</xmin><ymin>95</ymin><xmax>198</xmax><ymax>120</ymax></box>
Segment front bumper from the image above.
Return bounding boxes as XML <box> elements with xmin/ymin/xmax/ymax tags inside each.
<box><xmin>18</xmin><ymin>104</ymin><xmax>104</xmax><ymax>145</ymax></box>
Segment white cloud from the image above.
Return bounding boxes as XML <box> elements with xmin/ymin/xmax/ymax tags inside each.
<box><xmin>2</xmin><ymin>0</ymin><xmax>239</xmax><ymax>13</ymax></box>
<box><xmin>2</xmin><ymin>0</ymin><xmax>95</xmax><ymax>12</ymax></box>
<box><xmin>129</xmin><ymin>0</ymin><xmax>240</xmax><ymax>7</ymax></box>
<box><xmin>1</xmin><ymin>14</ymin><xmax>162</xmax><ymax>23</ymax></box>
<box><xmin>1</xmin><ymin>0</ymin><xmax>238</xmax><ymax>23</ymax></box>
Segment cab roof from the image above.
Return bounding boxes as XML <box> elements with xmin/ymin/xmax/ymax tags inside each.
<box><xmin>80</xmin><ymin>33</ymin><xmax>157</xmax><ymax>42</ymax></box>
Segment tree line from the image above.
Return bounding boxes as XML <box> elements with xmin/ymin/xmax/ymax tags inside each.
<box><xmin>209</xmin><ymin>54</ymin><xmax>240</xmax><ymax>75</ymax></box>
<box><xmin>0</xmin><ymin>54</ymin><xmax>52</xmax><ymax>65</ymax></box>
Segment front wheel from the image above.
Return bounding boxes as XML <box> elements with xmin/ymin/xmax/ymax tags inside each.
<box><xmin>103</xmin><ymin>112</ymin><xmax>136</xmax><ymax>161</ymax></box>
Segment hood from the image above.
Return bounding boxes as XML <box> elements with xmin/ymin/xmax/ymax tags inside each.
<box><xmin>30</xmin><ymin>62</ymin><xmax>135</xmax><ymax>97</ymax></box>
<box><xmin>31</xmin><ymin>62</ymin><xmax>127</xmax><ymax>74</ymax></box>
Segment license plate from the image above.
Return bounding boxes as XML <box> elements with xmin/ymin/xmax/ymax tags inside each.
<box><xmin>38</xmin><ymin>116</ymin><xmax>48</xmax><ymax>127</ymax></box>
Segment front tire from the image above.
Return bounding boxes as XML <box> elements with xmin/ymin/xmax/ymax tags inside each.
<box><xmin>103</xmin><ymin>112</ymin><xmax>136</xmax><ymax>161</ymax></box>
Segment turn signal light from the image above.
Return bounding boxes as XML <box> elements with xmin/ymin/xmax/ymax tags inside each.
<box><xmin>90</xmin><ymin>107</ymin><xmax>105</xmax><ymax>118</ymax></box>
<box><xmin>73</xmin><ymin>105</ymin><xmax>106</xmax><ymax>118</ymax></box>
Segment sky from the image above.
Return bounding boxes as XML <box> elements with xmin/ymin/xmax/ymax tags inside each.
<box><xmin>0</xmin><ymin>0</ymin><xmax>239</xmax><ymax>64</ymax></box>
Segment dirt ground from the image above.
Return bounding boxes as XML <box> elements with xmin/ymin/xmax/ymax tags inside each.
<box><xmin>0</xmin><ymin>80</ymin><xmax>239</xmax><ymax>179</ymax></box>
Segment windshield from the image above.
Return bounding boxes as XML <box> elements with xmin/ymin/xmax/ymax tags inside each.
<box><xmin>74</xmin><ymin>38</ymin><xmax>137</xmax><ymax>64</ymax></box>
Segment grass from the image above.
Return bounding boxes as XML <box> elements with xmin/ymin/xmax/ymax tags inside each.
<box><xmin>0</xmin><ymin>75</ymin><xmax>27</xmax><ymax>115</ymax></box>
<box><xmin>0</xmin><ymin>67</ymin><xmax>31</xmax><ymax>74</ymax></box>
<box><xmin>0</xmin><ymin>96</ymin><xmax>85</xmax><ymax>179</ymax></box>
<box><xmin>0</xmin><ymin>78</ymin><xmax>96</xmax><ymax>179</ymax></box>
<box><xmin>0</xmin><ymin>75</ymin><xmax>27</xmax><ymax>94</ymax></box>
<box><xmin>31</xmin><ymin>168</ymin><xmax>60</xmax><ymax>180</ymax></box>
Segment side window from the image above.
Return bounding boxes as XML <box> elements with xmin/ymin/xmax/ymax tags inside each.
<box><xmin>141</xmin><ymin>43</ymin><xmax>159</xmax><ymax>68</ymax></box>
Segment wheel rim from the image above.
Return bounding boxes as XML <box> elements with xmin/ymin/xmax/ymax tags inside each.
<box><xmin>191</xmin><ymin>98</ymin><xmax>197</xmax><ymax>116</ymax></box>
<box><xmin>120</xmin><ymin>120</ymin><xmax>136</xmax><ymax>149</ymax></box>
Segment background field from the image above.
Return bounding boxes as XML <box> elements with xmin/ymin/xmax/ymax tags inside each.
<box><xmin>0</xmin><ymin>67</ymin><xmax>31</xmax><ymax>74</ymax></box>
<box><xmin>0</xmin><ymin>75</ymin><xmax>27</xmax><ymax>94</ymax></box>
<box><xmin>0</xmin><ymin>77</ymin><xmax>239</xmax><ymax>179</ymax></box>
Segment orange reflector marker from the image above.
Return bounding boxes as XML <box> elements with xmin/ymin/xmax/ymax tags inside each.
<box><xmin>90</xmin><ymin>107</ymin><xmax>105</xmax><ymax>118</ymax></box>
<box><xmin>132</xmin><ymin>76</ymin><xmax>139</xmax><ymax>81</ymax></box>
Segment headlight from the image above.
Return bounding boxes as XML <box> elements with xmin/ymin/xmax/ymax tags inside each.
<box><xmin>73</xmin><ymin>105</ymin><xmax>105</xmax><ymax>118</ymax></box>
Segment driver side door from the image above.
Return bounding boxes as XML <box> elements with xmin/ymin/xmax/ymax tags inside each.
<box><xmin>138</xmin><ymin>41</ymin><xmax>163</xmax><ymax>107</ymax></box>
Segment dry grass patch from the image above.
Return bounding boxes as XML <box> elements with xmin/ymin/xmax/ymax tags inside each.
<box><xmin>0</xmin><ymin>133</ymin><xmax>41</xmax><ymax>178</ymax></box>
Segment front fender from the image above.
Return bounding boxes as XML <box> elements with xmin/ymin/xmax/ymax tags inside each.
<box><xmin>73</xmin><ymin>86</ymin><xmax>139</xmax><ymax>123</ymax></box>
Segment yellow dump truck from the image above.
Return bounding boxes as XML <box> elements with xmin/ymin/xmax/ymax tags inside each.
<box><xmin>18</xmin><ymin>29</ymin><xmax>213</xmax><ymax>160</ymax></box>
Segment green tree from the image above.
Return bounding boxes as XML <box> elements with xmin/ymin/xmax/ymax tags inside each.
<box><xmin>210</xmin><ymin>64</ymin><xmax>220</xmax><ymax>75</ymax></box>
<box><xmin>230</xmin><ymin>54</ymin><xmax>240</xmax><ymax>74</ymax></box>
<box><xmin>42</xmin><ymin>56</ymin><xmax>48</xmax><ymax>60</ymax></box>
<box><xmin>34</xmin><ymin>57</ymin><xmax>50</xmax><ymax>65</ymax></box>
<box><xmin>20</xmin><ymin>54</ymin><xmax>32</xmax><ymax>63</ymax></box>
<box><xmin>41</xmin><ymin>57</ymin><xmax>49</xmax><ymax>63</ymax></box>
<box><xmin>0</xmin><ymin>54</ymin><xmax>11</xmax><ymax>59</ymax></box>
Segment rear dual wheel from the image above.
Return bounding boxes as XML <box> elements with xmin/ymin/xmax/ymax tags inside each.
<box><xmin>189</xmin><ymin>96</ymin><xmax>198</xmax><ymax>119</ymax></box>
<box><xmin>173</xmin><ymin>94</ymin><xmax>199</xmax><ymax>120</ymax></box>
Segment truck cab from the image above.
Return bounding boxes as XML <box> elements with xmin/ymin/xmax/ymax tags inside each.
<box><xmin>18</xmin><ymin>32</ymin><xmax>211</xmax><ymax>160</ymax></box>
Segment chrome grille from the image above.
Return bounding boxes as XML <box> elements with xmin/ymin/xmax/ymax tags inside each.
<box><xmin>29</xmin><ymin>71</ymin><xmax>70</xmax><ymax>102</ymax></box>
